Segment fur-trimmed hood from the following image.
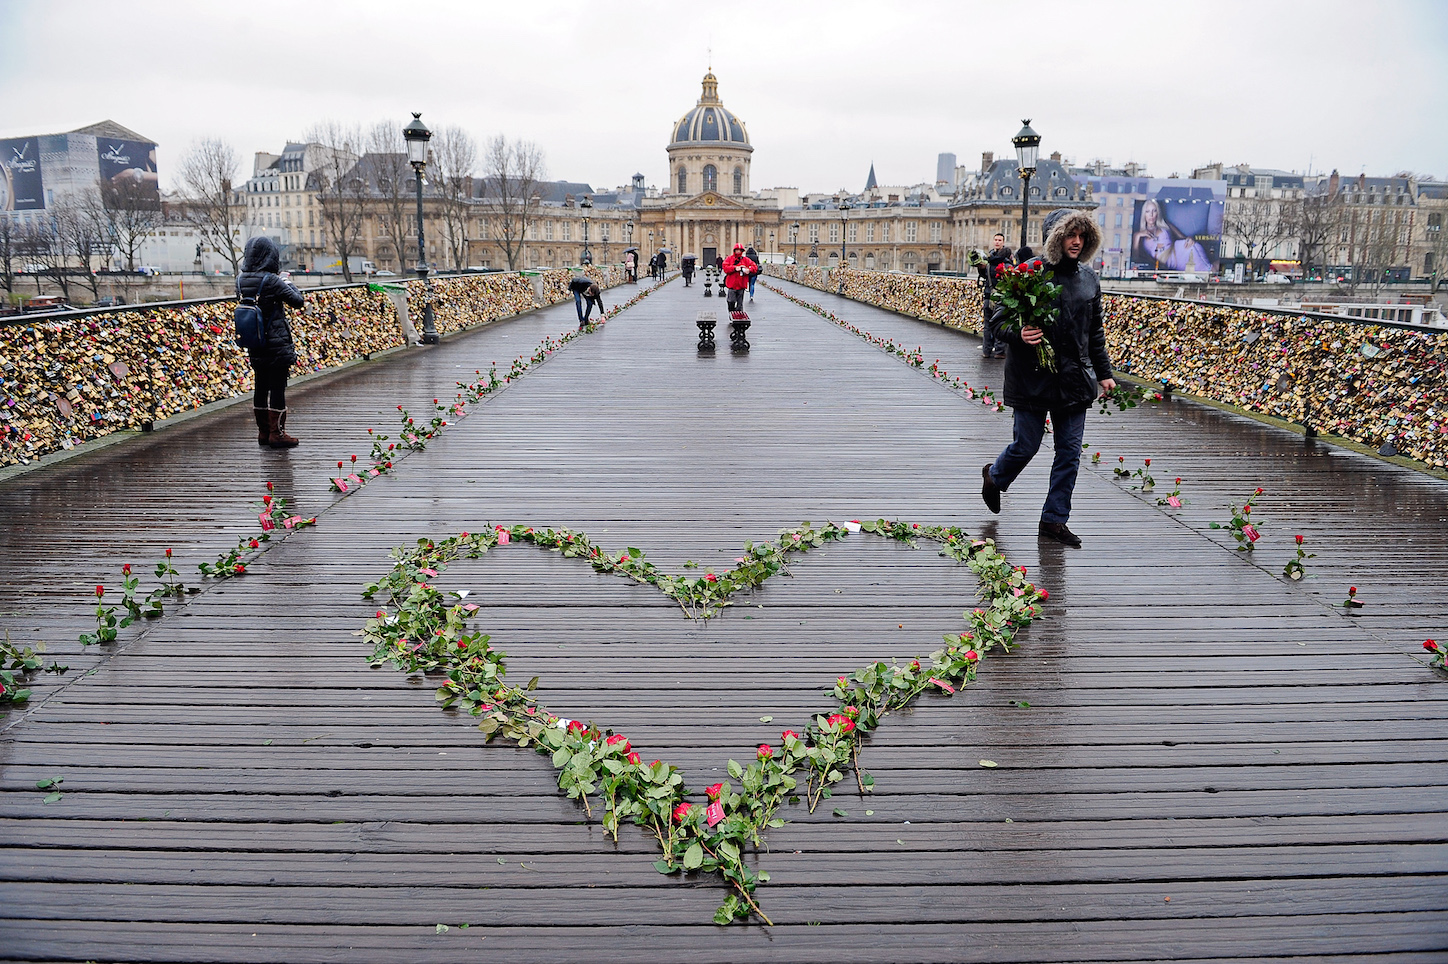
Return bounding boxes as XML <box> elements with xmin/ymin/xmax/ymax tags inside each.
<box><xmin>1042</xmin><ymin>209</ymin><xmax>1101</xmax><ymax>265</ymax></box>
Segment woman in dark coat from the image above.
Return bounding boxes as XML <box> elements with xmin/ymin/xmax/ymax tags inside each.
<box><xmin>980</xmin><ymin>208</ymin><xmax>1116</xmax><ymax>547</ymax></box>
<box><xmin>238</xmin><ymin>236</ymin><xmax>305</xmax><ymax>447</ymax></box>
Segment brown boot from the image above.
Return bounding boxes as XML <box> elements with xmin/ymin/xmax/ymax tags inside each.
<box><xmin>253</xmin><ymin>407</ymin><xmax>269</xmax><ymax>445</ymax></box>
<box><xmin>266</xmin><ymin>409</ymin><xmax>299</xmax><ymax>448</ymax></box>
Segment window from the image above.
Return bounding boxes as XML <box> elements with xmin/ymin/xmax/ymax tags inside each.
<box><xmin>808</xmin><ymin>224</ymin><xmax>819</xmax><ymax>242</ymax></box>
<box><xmin>1098</xmin><ymin>213</ymin><xmax>1107</xmax><ymax>227</ymax></box>
<box><xmin>1427</xmin><ymin>252</ymin><xmax>1435</xmax><ymax>271</ymax></box>
<box><xmin>882</xmin><ymin>223</ymin><xmax>891</xmax><ymax>243</ymax></box>
<box><xmin>562</xmin><ymin>223</ymin><xmax>570</xmax><ymax>241</ymax></box>
<box><xmin>848</xmin><ymin>223</ymin><xmax>858</xmax><ymax>243</ymax></box>
<box><xmin>1114</xmin><ymin>213</ymin><xmax>1122</xmax><ymax>228</ymax></box>
<box><xmin>1428</xmin><ymin>213</ymin><xmax>1442</xmax><ymax>232</ymax></box>
<box><xmin>829</xmin><ymin>223</ymin><xmax>839</xmax><ymax>243</ymax></box>
<box><xmin>905</xmin><ymin>221</ymin><xmax>917</xmax><ymax>242</ymax></box>
<box><xmin>545</xmin><ymin>221</ymin><xmax>554</xmax><ymax>240</ymax></box>
<box><xmin>677</xmin><ymin>167</ymin><xmax>688</xmax><ymax>193</ymax></box>
<box><xmin>733</xmin><ymin>168</ymin><xmax>742</xmax><ymax>194</ymax></box>
<box><xmin>866</xmin><ymin>223</ymin><xmax>875</xmax><ymax>243</ymax></box>
<box><xmin>703</xmin><ymin>165</ymin><xmax>717</xmax><ymax>193</ymax></box>
<box><xmin>929</xmin><ymin>222</ymin><xmax>941</xmax><ymax>243</ymax></box>
<box><xmin>1113</xmin><ymin>233</ymin><xmax>1121</xmax><ymax>248</ymax></box>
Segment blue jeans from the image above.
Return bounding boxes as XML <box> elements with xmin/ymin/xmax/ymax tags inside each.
<box><xmin>747</xmin><ymin>274</ymin><xmax>757</xmax><ymax>297</ymax></box>
<box><xmin>989</xmin><ymin>405</ymin><xmax>1087</xmax><ymax>524</ymax></box>
<box><xmin>573</xmin><ymin>291</ymin><xmax>585</xmax><ymax>323</ymax></box>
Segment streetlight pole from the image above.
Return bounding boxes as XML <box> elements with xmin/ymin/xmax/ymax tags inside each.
<box><xmin>1012</xmin><ymin>119</ymin><xmax>1041</xmax><ymax>255</ymax></box>
<box><xmin>580</xmin><ymin>195</ymin><xmax>592</xmax><ymax>265</ymax></box>
<box><xmin>838</xmin><ymin>200</ymin><xmax>850</xmax><ymax>268</ymax></box>
<box><xmin>791</xmin><ymin>221</ymin><xmax>800</xmax><ymax>266</ymax></box>
<box><xmin>402</xmin><ymin>112</ymin><xmax>439</xmax><ymax>345</ymax></box>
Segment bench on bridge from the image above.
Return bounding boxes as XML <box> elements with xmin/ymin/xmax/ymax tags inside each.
<box><xmin>696</xmin><ymin>310</ymin><xmax>750</xmax><ymax>352</ymax></box>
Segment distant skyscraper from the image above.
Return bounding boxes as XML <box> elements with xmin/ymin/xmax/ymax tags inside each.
<box><xmin>936</xmin><ymin>153</ymin><xmax>957</xmax><ymax>190</ymax></box>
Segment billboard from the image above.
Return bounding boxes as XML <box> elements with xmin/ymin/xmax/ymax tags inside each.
<box><xmin>97</xmin><ymin>138</ymin><xmax>159</xmax><ymax>200</ymax></box>
<box><xmin>0</xmin><ymin>137</ymin><xmax>45</xmax><ymax>211</ymax></box>
<box><xmin>1130</xmin><ymin>187</ymin><xmax>1223</xmax><ymax>272</ymax></box>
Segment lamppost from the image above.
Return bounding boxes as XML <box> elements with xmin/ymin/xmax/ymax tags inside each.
<box><xmin>838</xmin><ymin>200</ymin><xmax>851</xmax><ymax>268</ymax></box>
<box><xmin>769</xmin><ymin>230</ymin><xmax>775</xmax><ymax>261</ymax></box>
<box><xmin>528</xmin><ymin>192</ymin><xmax>540</xmax><ymax>268</ymax></box>
<box><xmin>1012</xmin><ymin>119</ymin><xmax>1041</xmax><ymax>255</ymax></box>
<box><xmin>402</xmin><ymin>112</ymin><xmax>439</xmax><ymax>345</ymax></box>
<box><xmin>580</xmin><ymin>195</ymin><xmax>592</xmax><ymax>265</ymax></box>
<box><xmin>791</xmin><ymin>221</ymin><xmax>800</xmax><ymax>265</ymax></box>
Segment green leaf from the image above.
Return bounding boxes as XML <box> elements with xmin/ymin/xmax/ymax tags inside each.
<box><xmin>436</xmin><ymin>924</ymin><xmax>449</xmax><ymax>934</ymax></box>
<box><xmin>682</xmin><ymin>843</ymin><xmax>704</xmax><ymax>870</ymax></box>
<box><xmin>653</xmin><ymin>859</ymin><xmax>672</xmax><ymax>874</ymax></box>
<box><xmin>759</xmin><ymin>716</ymin><xmax>773</xmax><ymax>723</ymax></box>
<box><xmin>727</xmin><ymin>759</ymin><xmax>743</xmax><ymax>779</ymax></box>
<box><xmin>979</xmin><ymin>760</ymin><xmax>998</xmax><ymax>768</ymax></box>
<box><xmin>42</xmin><ymin>792</ymin><xmax>62</xmax><ymax>804</ymax></box>
<box><xmin>832</xmin><ymin>807</ymin><xmax>848</xmax><ymax>817</ymax></box>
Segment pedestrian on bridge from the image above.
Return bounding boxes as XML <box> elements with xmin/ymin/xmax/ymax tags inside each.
<box><xmin>568</xmin><ymin>275</ymin><xmax>606</xmax><ymax>328</ymax></box>
<box><xmin>981</xmin><ymin>209</ymin><xmax>1116</xmax><ymax>548</ymax></box>
<box><xmin>238</xmin><ymin>236</ymin><xmax>305</xmax><ymax>448</ymax></box>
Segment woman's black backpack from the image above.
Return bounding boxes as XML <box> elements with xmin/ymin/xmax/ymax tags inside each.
<box><xmin>234</xmin><ymin>277</ymin><xmax>264</xmax><ymax>350</ymax></box>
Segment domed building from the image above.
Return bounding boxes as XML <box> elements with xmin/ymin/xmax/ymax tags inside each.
<box><xmin>642</xmin><ymin>70</ymin><xmax>776</xmax><ymax>267</ymax></box>
<box><xmin>667</xmin><ymin>71</ymin><xmax>752</xmax><ymax>197</ymax></box>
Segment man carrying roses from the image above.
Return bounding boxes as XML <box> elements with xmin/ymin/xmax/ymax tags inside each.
<box><xmin>981</xmin><ymin>208</ymin><xmax>1116</xmax><ymax>547</ymax></box>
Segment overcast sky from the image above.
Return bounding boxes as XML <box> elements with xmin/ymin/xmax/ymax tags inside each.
<box><xmin>3</xmin><ymin>0</ymin><xmax>1445</xmax><ymax>194</ymax></box>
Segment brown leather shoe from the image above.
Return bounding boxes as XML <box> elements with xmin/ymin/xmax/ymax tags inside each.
<box><xmin>253</xmin><ymin>407</ymin><xmax>269</xmax><ymax>445</ymax></box>
<box><xmin>266</xmin><ymin>409</ymin><xmax>299</xmax><ymax>448</ymax></box>
<box><xmin>981</xmin><ymin>464</ymin><xmax>1001</xmax><ymax>514</ymax></box>
<box><xmin>1038</xmin><ymin>521</ymin><xmax>1082</xmax><ymax>547</ymax></box>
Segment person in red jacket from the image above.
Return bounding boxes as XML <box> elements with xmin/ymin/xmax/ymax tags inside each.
<box><xmin>721</xmin><ymin>243</ymin><xmax>757</xmax><ymax>313</ymax></box>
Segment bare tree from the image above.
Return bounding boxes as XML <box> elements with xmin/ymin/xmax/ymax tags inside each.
<box><xmin>51</xmin><ymin>194</ymin><xmax>108</xmax><ymax>299</ymax></box>
<box><xmin>1425</xmin><ymin>208</ymin><xmax>1448</xmax><ymax>294</ymax></box>
<box><xmin>98</xmin><ymin>175</ymin><xmax>163</xmax><ymax>271</ymax></box>
<box><xmin>366</xmin><ymin>121</ymin><xmax>413</xmax><ymax>273</ymax></box>
<box><xmin>0</xmin><ymin>217</ymin><xmax>16</xmax><ymax>295</ymax></box>
<box><xmin>1352</xmin><ymin>207</ymin><xmax>1405</xmax><ymax>299</ymax></box>
<box><xmin>433</xmin><ymin>126</ymin><xmax>477</xmax><ymax>271</ymax></box>
<box><xmin>307</xmin><ymin>121</ymin><xmax>366</xmax><ymax>282</ymax></box>
<box><xmin>1293</xmin><ymin>189</ymin><xmax>1342</xmax><ymax>281</ymax></box>
<box><xmin>482</xmin><ymin>135</ymin><xmax>546</xmax><ymax>270</ymax></box>
<box><xmin>17</xmin><ymin>218</ymin><xmax>71</xmax><ymax>300</ymax></box>
<box><xmin>1223</xmin><ymin>198</ymin><xmax>1290</xmax><ymax>274</ymax></box>
<box><xmin>176</xmin><ymin>137</ymin><xmax>243</xmax><ymax>275</ymax></box>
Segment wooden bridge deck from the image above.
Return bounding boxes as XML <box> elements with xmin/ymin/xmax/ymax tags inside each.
<box><xmin>1</xmin><ymin>277</ymin><xmax>1445</xmax><ymax>962</ymax></box>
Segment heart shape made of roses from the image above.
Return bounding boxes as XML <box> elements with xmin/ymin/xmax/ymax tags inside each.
<box><xmin>358</xmin><ymin>519</ymin><xmax>1044</xmax><ymax>925</ymax></box>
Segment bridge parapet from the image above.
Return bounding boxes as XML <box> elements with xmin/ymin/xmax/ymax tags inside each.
<box><xmin>764</xmin><ymin>264</ymin><xmax>1447</xmax><ymax>470</ymax></box>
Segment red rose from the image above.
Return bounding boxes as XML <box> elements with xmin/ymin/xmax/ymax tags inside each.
<box><xmin>843</xmin><ymin>705</ymin><xmax>859</xmax><ymax>719</ymax></box>
<box><xmin>1144</xmin><ymin>458</ymin><xmax>1151</xmax><ymax>467</ymax></box>
<box><xmin>566</xmin><ymin>720</ymin><xmax>587</xmax><ymax>735</ymax></box>
<box><xmin>95</xmin><ymin>585</ymin><xmax>104</xmax><ymax>597</ymax></box>
<box><xmin>248</xmin><ymin>539</ymin><xmax>260</xmax><ymax>549</ymax></box>
<box><xmin>1255</xmin><ymin>487</ymin><xmax>1264</xmax><ymax>495</ymax></box>
<box><xmin>122</xmin><ymin>563</ymin><xmax>131</xmax><ymax>575</ymax></box>
<box><xmin>266</xmin><ymin>481</ymin><xmax>274</xmax><ymax>491</ymax></box>
<box><xmin>825</xmin><ymin>714</ymin><xmax>855</xmax><ymax>733</ymax></box>
<box><xmin>165</xmin><ymin>548</ymin><xmax>172</xmax><ymax>558</ymax></box>
<box><xmin>1423</xmin><ymin>639</ymin><xmax>1439</xmax><ymax>652</ymax></box>
<box><xmin>605</xmin><ymin>734</ymin><xmax>631</xmax><ymax>753</ymax></box>
<box><xmin>1295</xmin><ymin>534</ymin><xmax>1304</xmax><ymax>545</ymax></box>
<box><xmin>964</xmin><ymin>650</ymin><xmax>980</xmax><ymax>662</ymax></box>
<box><xmin>705</xmin><ymin>782</ymin><xmax>723</xmax><ymax>801</ymax></box>
<box><xmin>673</xmin><ymin>802</ymin><xmax>694</xmax><ymax>823</ymax></box>
<box><xmin>704</xmin><ymin>573</ymin><xmax>717</xmax><ymax>583</ymax></box>
<box><xmin>757</xmin><ymin>744</ymin><xmax>774</xmax><ymax>760</ymax></box>
<box><xmin>1349</xmin><ymin>586</ymin><xmax>1357</xmax><ymax>595</ymax></box>
<box><xmin>781</xmin><ymin>730</ymin><xmax>801</xmax><ymax>741</ymax></box>
<box><xmin>626</xmin><ymin>751</ymin><xmax>641</xmax><ymax>765</ymax></box>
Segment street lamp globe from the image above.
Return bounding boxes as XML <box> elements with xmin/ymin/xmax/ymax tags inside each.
<box><xmin>403</xmin><ymin>112</ymin><xmax>432</xmax><ymax>170</ymax></box>
<box><xmin>1012</xmin><ymin>119</ymin><xmax>1041</xmax><ymax>175</ymax></box>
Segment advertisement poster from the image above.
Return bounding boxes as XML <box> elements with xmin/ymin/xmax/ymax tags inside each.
<box><xmin>1130</xmin><ymin>189</ymin><xmax>1223</xmax><ymax>272</ymax></box>
<box><xmin>1</xmin><ymin>137</ymin><xmax>45</xmax><ymax>211</ymax></box>
<box><xmin>96</xmin><ymin>138</ymin><xmax>159</xmax><ymax>199</ymax></box>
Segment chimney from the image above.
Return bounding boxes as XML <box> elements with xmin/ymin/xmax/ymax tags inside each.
<box><xmin>1050</xmin><ymin>151</ymin><xmax>1062</xmax><ymax>164</ymax></box>
<box><xmin>981</xmin><ymin>151</ymin><xmax>994</xmax><ymax>173</ymax></box>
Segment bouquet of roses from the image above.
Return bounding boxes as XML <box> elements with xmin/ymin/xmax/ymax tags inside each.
<box><xmin>990</xmin><ymin>259</ymin><xmax>1060</xmax><ymax>372</ymax></box>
